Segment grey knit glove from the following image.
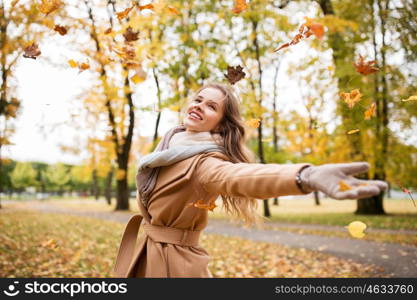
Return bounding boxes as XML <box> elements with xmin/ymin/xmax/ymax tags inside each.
<box><xmin>299</xmin><ymin>162</ymin><xmax>388</xmax><ymax>200</ymax></box>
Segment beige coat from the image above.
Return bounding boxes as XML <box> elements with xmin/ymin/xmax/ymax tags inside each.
<box><xmin>112</xmin><ymin>151</ymin><xmax>311</xmax><ymax>278</ymax></box>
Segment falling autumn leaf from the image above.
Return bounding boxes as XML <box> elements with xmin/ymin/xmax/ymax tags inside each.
<box><xmin>224</xmin><ymin>65</ymin><xmax>245</xmax><ymax>85</ymax></box>
<box><xmin>340</xmin><ymin>89</ymin><xmax>362</xmax><ymax>109</ymax></box>
<box><xmin>303</xmin><ymin>17</ymin><xmax>325</xmax><ymax>39</ymax></box>
<box><xmin>364</xmin><ymin>102</ymin><xmax>376</xmax><ymax>120</ymax></box>
<box><xmin>246</xmin><ymin>118</ymin><xmax>260</xmax><ymax>128</ymax></box>
<box><xmin>138</xmin><ymin>3</ymin><xmax>154</xmax><ymax>11</ymax></box>
<box><xmin>396</xmin><ymin>180</ymin><xmax>416</xmax><ymax>208</ymax></box>
<box><xmin>401</xmin><ymin>95</ymin><xmax>417</xmax><ymax>102</ymax></box>
<box><xmin>116</xmin><ymin>4</ymin><xmax>136</xmax><ymax>21</ymax></box>
<box><xmin>274</xmin><ymin>17</ymin><xmax>324</xmax><ymax>52</ymax></box>
<box><xmin>11</xmin><ymin>0</ymin><xmax>20</xmax><ymax>7</ymax></box>
<box><xmin>353</xmin><ymin>54</ymin><xmax>379</xmax><ymax>75</ymax></box>
<box><xmin>187</xmin><ymin>199</ymin><xmax>217</xmax><ymax>211</ymax></box>
<box><xmin>232</xmin><ymin>0</ymin><xmax>248</xmax><ymax>14</ymax></box>
<box><xmin>23</xmin><ymin>42</ymin><xmax>41</xmax><ymax>59</ymax></box>
<box><xmin>345</xmin><ymin>221</ymin><xmax>367</xmax><ymax>239</ymax></box>
<box><xmin>38</xmin><ymin>0</ymin><xmax>63</xmax><ymax>16</ymax></box>
<box><xmin>68</xmin><ymin>59</ymin><xmax>90</xmax><ymax>73</ymax></box>
<box><xmin>347</xmin><ymin>129</ymin><xmax>360</xmax><ymax>135</ymax></box>
<box><xmin>54</xmin><ymin>24</ymin><xmax>67</xmax><ymax>35</ymax></box>
<box><xmin>123</xmin><ymin>26</ymin><xmax>140</xmax><ymax>42</ymax></box>
<box><xmin>327</xmin><ymin>65</ymin><xmax>334</xmax><ymax>71</ymax></box>
<box><xmin>130</xmin><ymin>64</ymin><xmax>147</xmax><ymax>84</ymax></box>
<box><xmin>104</xmin><ymin>27</ymin><xmax>112</xmax><ymax>34</ymax></box>
<box><xmin>339</xmin><ymin>180</ymin><xmax>352</xmax><ymax>191</ymax></box>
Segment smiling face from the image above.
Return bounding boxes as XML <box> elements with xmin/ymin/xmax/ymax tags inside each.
<box><xmin>184</xmin><ymin>87</ymin><xmax>225</xmax><ymax>132</ymax></box>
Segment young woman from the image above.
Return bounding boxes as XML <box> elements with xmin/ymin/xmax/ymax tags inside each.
<box><xmin>113</xmin><ymin>82</ymin><xmax>388</xmax><ymax>278</ymax></box>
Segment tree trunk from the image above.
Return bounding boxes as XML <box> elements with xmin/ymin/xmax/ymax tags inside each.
<box><xmin>263</xmin><ymin>199</ymin><xmax>271</xmax><ymax>218</ymax></box>
<box><xmin>105</xmin><ymin>167</ymin><xmax>113</xmax><ymax>205</ymax></box>
<box><xmin>273</xmin><ymin>197</ymin><xmax>279</xmax><ymax>206</ymax></box>
<box><xmin>314</xmin><ymin>191</ymin><xmax>320</xmax><ymax>206</ymax></box>
<box><xmin>92</xmin><ymin>168</ymin><xmax>99</xmax><ymax>200</ymax></box>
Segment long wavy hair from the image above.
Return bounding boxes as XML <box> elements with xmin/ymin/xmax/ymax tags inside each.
<box><xmin>180</xmin><ymin>82</ymin><xmax>264</xmax><ymax>228</ymax></box>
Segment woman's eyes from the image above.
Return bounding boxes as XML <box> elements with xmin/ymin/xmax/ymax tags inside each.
<box><xmin>194</xmin><ymin>99</ymin><xmax>215</xmax><ymax>110</ymax></box>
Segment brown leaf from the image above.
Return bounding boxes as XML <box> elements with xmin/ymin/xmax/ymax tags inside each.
<box><xmin>23</xmin><ymin>42</ymin><xmax>41</xmax><ymax>59</ymax></box>
<box><xmin>104</xmin><ymin>27</ymin><xmax>112</xmax><ymax>35</ymax></box>
<box><xmin>353</xmin><ymin>55</ymin><xmax>379</xmax><ymax>75</ymax></box>
<box><xmin>54</xmin><ymin>24</ymin><xmax>67</xmax><ymax>35</ymax></box>
<box><xmin>224</xmin><ymin>65</ymin><xmax>245</xmax><ymax>85</ymax></box>
<box><xmin>123</xmin><ymin>26</ymin><xmax>140</xmax><ymax>42</ymax></box>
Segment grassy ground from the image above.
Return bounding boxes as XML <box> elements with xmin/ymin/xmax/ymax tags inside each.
<box><xmin>0</xmin><ymin>208</ymin><xmax>383</xmax><ymax>278</ymax></box>
<box><xmin>8</xmin><ymin>196</ymin><xmax>416</xmax><ymax>230</ymax></box>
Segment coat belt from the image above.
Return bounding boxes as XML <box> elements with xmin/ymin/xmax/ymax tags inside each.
<box><xmin>112</xmin><ymin>214</ymin><xmax>201</xmax><ymax>277</ymax></box>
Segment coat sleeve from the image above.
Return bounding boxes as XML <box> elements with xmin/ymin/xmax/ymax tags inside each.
<box><xmin>194</xmin><ymin>153</ymin><xmax>312</xmax><ymax>199</ymax></box>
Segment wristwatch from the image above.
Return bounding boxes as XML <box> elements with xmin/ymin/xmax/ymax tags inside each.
<box><xmin>295</xmin><ymin>165</ymin><xmax>313</xmax><ymax>194</ymax></box>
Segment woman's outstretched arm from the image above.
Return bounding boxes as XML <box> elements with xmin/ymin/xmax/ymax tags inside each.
<box><xmin>194</xmin><ymin>152</ymin><xmax>312</xmax><ymax>199</ymax></box>
<box><xmin>195</xmin><ymin>153</ymin><xmax>388</xmax><ymax>200</ymax></box>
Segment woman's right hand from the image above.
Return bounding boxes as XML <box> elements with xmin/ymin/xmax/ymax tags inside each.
<box><xmin>299</xmin><ymin>162</ymin><xmax>388</xmax><ymax>200</ymax></box>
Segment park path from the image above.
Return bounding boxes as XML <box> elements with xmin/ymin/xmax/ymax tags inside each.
<box><xmin>5</xmin><ymin>200</ymin><xmax>417</xmax><ymax>277</ymax></box>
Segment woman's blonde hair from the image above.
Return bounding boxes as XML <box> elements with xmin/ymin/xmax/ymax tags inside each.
<box><xmin>181</xmin><ymin>82</ymin><xmax>264</xmax><ymax>228</ymax></box>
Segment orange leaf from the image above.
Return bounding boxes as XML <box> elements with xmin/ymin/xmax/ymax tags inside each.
<box><xmin>339</xmin><ymin>180</ymin><xmax>352</xmax><ymax>191</ymax></box>
<box><xmin>340</xmin><ymin>89</ymin><xmax>362</xmax><ymax>109</ymax></box>
<box><xmin>188</xmin><ymin>200</ymin><xmax>217</xmax><ymax>211</ymax></box>
<box><xmin>353</xmin><ymin>54</ymin><xmax>379</xmax><ymax>75</ymax></box>
<box><xmin>303</xmin><ymin>17</ymin><xmax>325</xmax><ymax>39</ymax></box>
<box><xmin>116</xmin><ymin>4</ymin><xmax>135</xmax><ymax>21</ymax></box>
<box><xmin>232</xmin><ymin>0</ymin><xmax>248</xmax><ymax>14</ymax></box>
<box><xmin>38</xmin><ymin>0</ymin><xmax>63</xmax><ymax>16</ymax></box>
<box><xmin>274</xmin><ymin>23</ymin><xmax>313</xmax><ymax>52</ymax></box>
<box><xmin>364</xmin><ymin>102</ymin><xmax>376</xmax><ymax>120</ymax></box>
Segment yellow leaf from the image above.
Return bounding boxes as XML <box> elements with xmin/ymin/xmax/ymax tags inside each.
<box><xmin>364</xmin><ymin>102</ymin><xmax>376</xmax><ymax>120</ymax></box>
<box><xmin>68</xmin><ymin>59</ymin><xmax>78</xmax><ymax>68</ymax></box>
<box><xmin>340</xmin><ymin>89</ymin><xmax>362</xmax><ymax>109</ymax></box>
<box><xmin>347</xmin><ymin>129</ymin><xmax>360</xmax><ymax>135</ymax></box>
<box><xmin>339</xmin><ymin>180</ymin><xmax>352</xmax><ymax>191</ymax></box>
<box><xmin>38</xmin><ymin>0</ymin><xmax>63</xmax><ymax>16</ymax></box>
<box><xmin>116</xmin><ymin>169</ymin><xmax>126</xmax><ymax>180</ymax></box>
<box><xmin>402</xmin><ymin>95</ymin><xmax>417</xmax><ymax>102</ymax></box>
<box><xmin>345</xmin><ymin>221</ymin><xmax>367</xmax><ymax>238</ymax></box>
<box><xmin>246</xmin><ymin>118</ymin><xmax>260</xmax><ymax>128</ymax></box>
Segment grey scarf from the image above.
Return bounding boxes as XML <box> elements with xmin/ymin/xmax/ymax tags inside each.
<box><xmin>136</xmin><ymin>124</ymin><xmax>226</xmax><ymax>208</ymax></box>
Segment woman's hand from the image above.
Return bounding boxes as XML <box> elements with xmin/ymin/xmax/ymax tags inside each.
<box><xmin>299</xmin><ymin>162</ymin><xmax>388</xmax><ymax>200</ymax></box>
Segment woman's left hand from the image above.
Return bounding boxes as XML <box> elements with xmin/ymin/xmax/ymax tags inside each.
<box><xmin>299</xmin><ymin>162</ymin><xmax>389</xmax><ymax>200</ymax></box>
